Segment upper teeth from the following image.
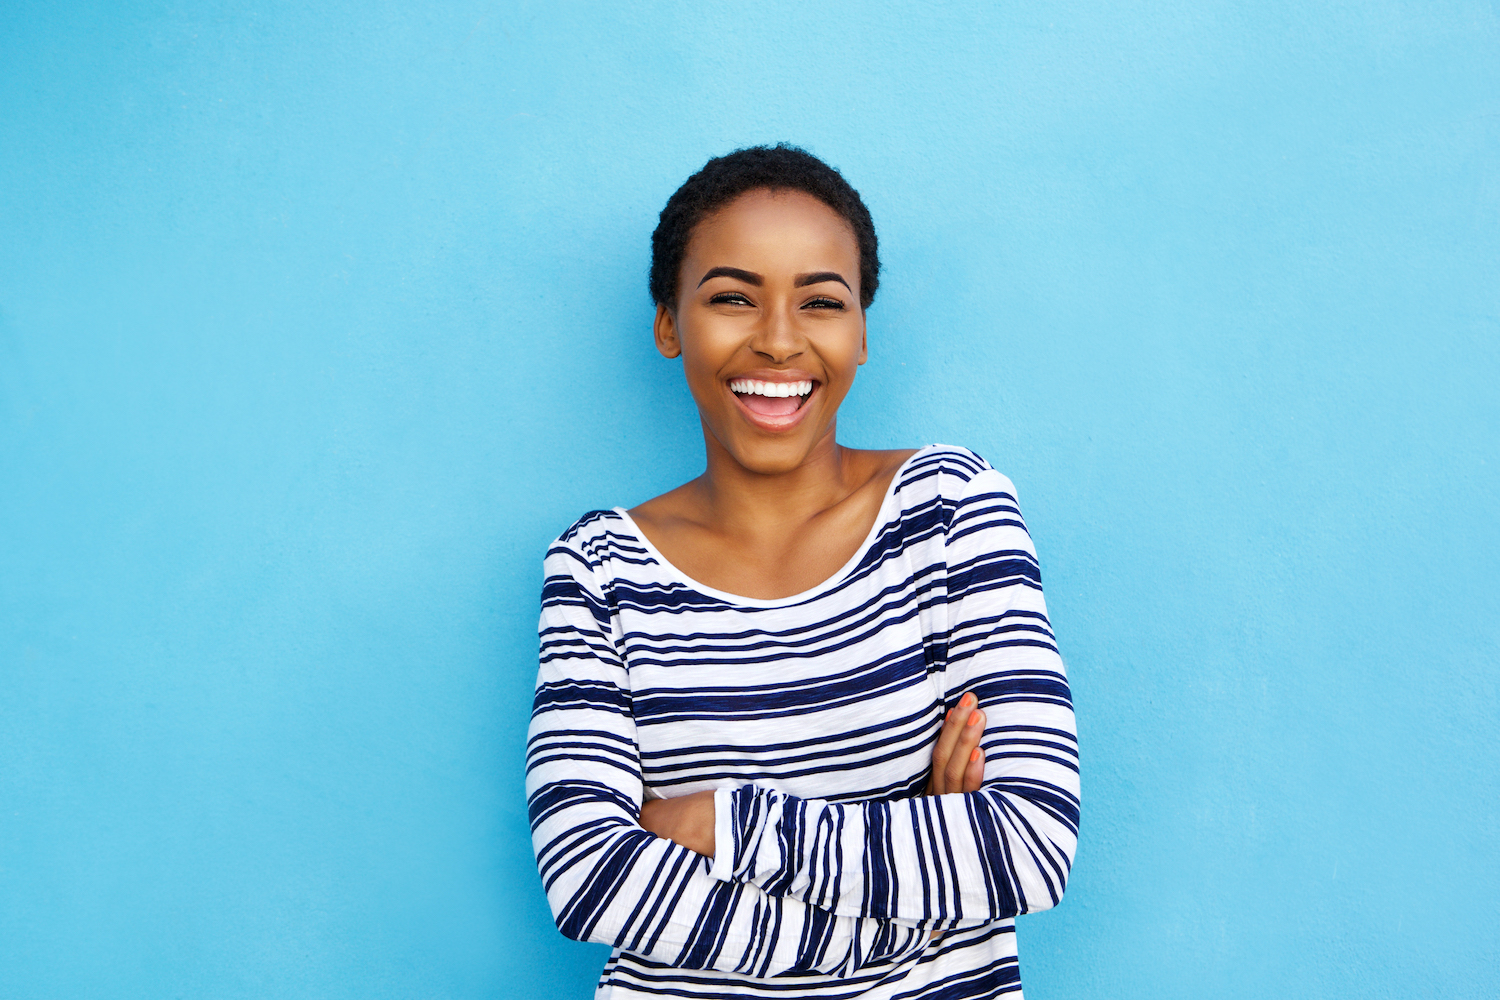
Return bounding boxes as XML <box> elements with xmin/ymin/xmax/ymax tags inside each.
<box><xmin>729</xmin><ymin>379</ymin><xmax>813</xmax><ymax>397</ymax></box>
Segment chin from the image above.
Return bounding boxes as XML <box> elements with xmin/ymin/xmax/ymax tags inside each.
<box><xmin>721</xmin><ymin>432</ymin><xmax>826</xmax><ymax>476</ymax></box>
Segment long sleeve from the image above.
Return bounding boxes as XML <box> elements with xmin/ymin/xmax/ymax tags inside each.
<box><xmin>707</xmin><ymin>469</ymin><xmax>1080</xmax><ymax>924</ymax></box>
<box><xmin>525</xmin><ymin>535</ymin><xmax>931</xmax><ymax>978</ymax></box>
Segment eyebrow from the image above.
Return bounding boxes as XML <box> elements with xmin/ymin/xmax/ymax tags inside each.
<box><xmin>795</xmin><ymin>271</ymin><xmax>852</xmax><ymax>291</ymax></box>
<box><xmin>697</xmin><ymin>266</ymin><xmax>762</xmax><ymax>287</ymax></box>
<box><xmin>696</xmin><ymin>267</ymin><xmax>852</xmax><ymax>292</ymax></box>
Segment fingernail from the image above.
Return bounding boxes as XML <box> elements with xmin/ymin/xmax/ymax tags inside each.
<box><xmin>967</xmin><ymin>710</ymin><xmax>983</xmax><ymax>727</ymax></box>
<box><xmin>961</xmin><ymin>693</ymin><xmax>975</xmax><ymax>708</ymax></box>
<box><xmin>945</xmin><ymin>709</ymin><xmax>953</xmax><ymax>722</ymax></box>
<box><xmin>970</xmin><ymin>748</ymin><xmax>981</xmax><ymax>763</ymax></box>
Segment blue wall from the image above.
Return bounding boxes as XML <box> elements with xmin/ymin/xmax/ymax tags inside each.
<box><xmin>2</xmin><ymin>2</ymin><xmax>1496</xmax><ymax>997</ymax></box>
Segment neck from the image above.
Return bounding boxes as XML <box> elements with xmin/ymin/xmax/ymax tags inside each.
<box><xmin>694</xmin><ymin>421</ymin><xmax>853</xmax><ymax>535</ymax></box>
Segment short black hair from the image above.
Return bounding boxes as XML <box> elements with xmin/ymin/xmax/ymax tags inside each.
<box><xmin>649</xmin><ymin>144</ymin><xmax>880</xmax><ymax>311</ymax></box>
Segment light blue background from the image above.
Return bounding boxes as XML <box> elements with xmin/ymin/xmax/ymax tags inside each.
<box><xmin>3</xmin><ymin>2</ymin><xmax>1497</xmax><ymax>997</ymax></box>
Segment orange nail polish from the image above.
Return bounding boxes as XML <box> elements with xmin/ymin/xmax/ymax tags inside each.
<box><xmin>967</xmin><ymin>710</ymin><xmax>983</xmax><ymax>726</ymax></box>
<box><xmin>970</xmin><ymin>748</ymin><xmax>981</xmax><ymax>763</ymax></box>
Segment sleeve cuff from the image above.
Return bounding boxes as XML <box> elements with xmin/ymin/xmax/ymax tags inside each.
<box><xmin>707</xmin><ymin>785</ymin><xmax>736</xmax><ymax>882</ymax></box>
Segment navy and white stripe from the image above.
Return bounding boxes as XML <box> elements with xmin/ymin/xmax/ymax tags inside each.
<box><xmin>526</xmin><ymin>445</ymin><xmax>1080</xmax><ymax>998</ymax></box>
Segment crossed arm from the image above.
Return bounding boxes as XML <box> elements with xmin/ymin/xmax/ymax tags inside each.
<box><xmin>640</xmin><ymin>692</ymin><xmax>991</xmax><ymax>855</ymax></box>
<box><xmin>526</xmin><ymin>471</ymin><xmax>1079</xmax><ymax>978</ymax></box>
<box><xmin>527</xmin><ymin>555</ymin><xmax>941</xmax><ymax>977</ymax></box>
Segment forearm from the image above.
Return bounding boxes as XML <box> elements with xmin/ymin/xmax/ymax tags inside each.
<box><xmin>713</xmin><ymin>776</ymin><xmax>1076</xmax><ymax>922</ymax></box>
<box><xmin>637</xmin><ymin>692</ymin><xmax>992</xmax><ymax>863</ymax></box>
<box><xmin>639</xmin><ymin>789</ymin><xmax>716</xmax><ymax>856</ymax></box>
<box><xmin>637</xmin><ymin>693</ymin><xmax>1076</xmax><ymax>925</ymax></box>
<box><xmin>530</xmin><ymin>785</ymin><xmax>931</xmax><ymax>976</ymax></box>
<box><xmin>707</xmin><ymin>678</ymin><xmax>1079</xmax><ymax>923</ymax></box>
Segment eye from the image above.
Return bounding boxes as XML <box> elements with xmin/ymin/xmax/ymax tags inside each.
<box><xmin>709</xmin><ymin>291</ymin><xmax>753</xmax><ymax>307</ymax></box>
<box><xmin>804</xmin><ymin>296</ymin><xmax>846</xmax><ymax>310</ymax></box>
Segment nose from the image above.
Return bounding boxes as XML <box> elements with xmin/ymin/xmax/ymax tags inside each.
<box><xmin>747</xmin><ymin>303</ymin><xmax>804</xmax><ymax>364</ymax></box>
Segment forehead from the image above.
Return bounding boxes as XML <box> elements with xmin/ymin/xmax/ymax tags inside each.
<box><xmin>683</xmin><ymin>189</ymin><xmax>859</xmax><ymax>269</ymax></box>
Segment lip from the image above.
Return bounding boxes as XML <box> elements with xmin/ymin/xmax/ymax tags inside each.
<box><xmin>725</xmin><ymin>369</ymin><xmax>820</xmax><ymax>433</ymax></box>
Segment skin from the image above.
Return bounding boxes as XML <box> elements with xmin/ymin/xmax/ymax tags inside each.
<box><xmin>632</xmin><ymin>188</ymin><xmax>987</xmax><ymax>859</ymax></box>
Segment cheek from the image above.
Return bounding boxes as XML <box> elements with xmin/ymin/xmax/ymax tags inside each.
<box><xmin>679</xmin><ymin>337</ymin><xmax>720</xmax><ymax>380</ymax></box>
<box><xmin>820</xmin><ymin>328</ymin><xmax>867</xmax><ymax>379</ymax></box>
<box><xmin>677</xmin><ymin>321</ymin><xmax>739</xmax><ymax>385</ymax></box>
<box><xmin>678</xmin><ymin>348</ymin><xmax>730</xmax><ymax>411</ymax></box>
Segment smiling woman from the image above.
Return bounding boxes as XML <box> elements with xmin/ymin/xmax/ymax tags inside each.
<box><xmin>659</xmin><ymin>189</ymin><xmax>863</xmax><ymax>457</ymax></box>
<box><xmin>525</xmin><ymin>145</ymin><xmax>1080</xmax><ymax>999</ymax></box>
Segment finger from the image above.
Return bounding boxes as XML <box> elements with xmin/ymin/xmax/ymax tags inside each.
<box><xmin>962</xmin><ymin>744</ymin><xmax>986</xmax><ymax>793</ymax></box>
<box><xmin>947</xmin><ymin>708</ymin><xmax>985</xmax><ymax>793</ymax></box>
<box><xmin>928</xmin><ymin>704</ymin><xmax>965</xmax><ymax>795</ymax></box>
<box><xmin>929</xmin><ymin>693</ymin><xmax>977</xmax><ymax>794</ymax></box>
<box><xmin>926</xmin><ymin>714</ymin><xmax>953</xmax><ymax>795</ymax></box>
<box><xmin>944</xmin><ymin>707</ymin><xmax>984</xmax><ymax>791</ymax></box>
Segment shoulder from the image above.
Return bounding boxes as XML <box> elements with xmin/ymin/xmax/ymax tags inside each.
<box><xmin>889</xmin><ymin>446</ymin><xmax>1031</xmax><ymax>553</ymax></box>
<box><xmin>895</xmin><ymin>444</ymin><xmax>1016</xmax><ymax>501</ymax></box>
<box><xmin>545</xmin><ymin>509</ymin><xmax>644</xmax><ymax>575</ymax></box>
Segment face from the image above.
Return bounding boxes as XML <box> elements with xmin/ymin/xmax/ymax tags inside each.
<box><xmin>654</xmin><ymin>188</ymin><xmax>867</xmax><ymax>476</ymax></box>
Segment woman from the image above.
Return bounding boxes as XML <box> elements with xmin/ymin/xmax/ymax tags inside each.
<box><xmin>526</xmin><ymin>145</ymin><xmax>1079</xmax><ymax>998</ymax></box>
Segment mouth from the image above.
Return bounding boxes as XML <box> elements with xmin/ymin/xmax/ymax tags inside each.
<box><xmin>727</xmin><ymin>376</ymin><xmax>817</xmax><ymax>431</ymax></box>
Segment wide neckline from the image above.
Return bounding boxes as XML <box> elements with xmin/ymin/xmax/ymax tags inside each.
<box><xmin>611</xmin><ymin>445</ymin><xmax>936</xmax><ymax>609</ymax></box>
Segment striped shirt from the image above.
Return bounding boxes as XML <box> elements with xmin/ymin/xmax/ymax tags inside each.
<box><xmin>526</xmin><ymin>445</ymin><xmax>1080</xmax><ymax>998</ymax></box>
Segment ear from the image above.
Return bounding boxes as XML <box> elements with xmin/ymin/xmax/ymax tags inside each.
<box><xmin>857</xmin><ymin>313</ymin><xmax>868</xmax><ymax>366</ymax></box>
<box><xmin>654</xmin><ymin>303</ymin><xmax>682</xmax><ymax>359</ymax></box>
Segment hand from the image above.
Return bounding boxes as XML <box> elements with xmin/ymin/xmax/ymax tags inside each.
<box><xmin>640</xmin><ymin>789</ymin><xmax>716</xmax><ymax>857</ymax></box>
<box><xmin>926</xmin><ymin>691</ymin><xmax>987</xmax><ymax>796</ymax></box>
<box><xmin>924</xmin><ymin>691</ymin><xmax>986</xmax><ymax>942</ymax></box>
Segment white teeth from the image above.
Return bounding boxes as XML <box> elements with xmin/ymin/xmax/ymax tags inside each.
<box><xmin>729</xmin><ymin>378</ymin><xmax>814</xmax><ymax>397</ymax></box>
